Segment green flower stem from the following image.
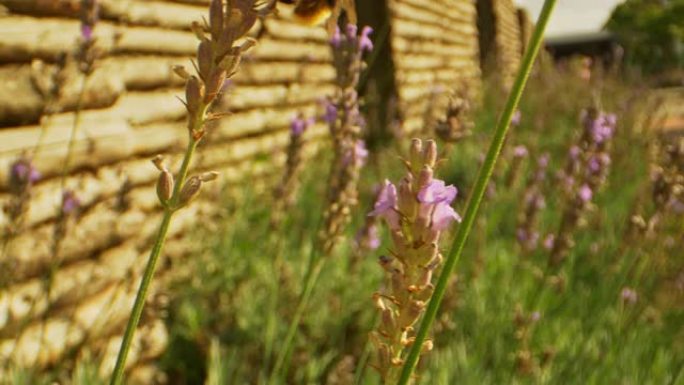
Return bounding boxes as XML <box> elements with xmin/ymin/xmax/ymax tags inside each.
<box><xmin>109</xmin><ymin>125</ymin><xmax>202</xmax><ymax>385</ymax></box>
<box><xmin>269</xmin><ymin>249</ymin><xmax>325</xmax><ymax>385</ymax></box>
<box><xmin>395</xmin><ymin>1</ymin><xmax>558</xmax><ymax>384</ymax></box>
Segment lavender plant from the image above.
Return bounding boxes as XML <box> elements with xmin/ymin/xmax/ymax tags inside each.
<box><xmin>0</xmin><ymin>158</ymin><xmax>41</xmax><ymax>287</ymax></box>
<box><xmin>549</xmin><ymin>108</ymin><xmax>616</xmax><ymax>267</ymax></box>
<box><xmin>515</xmin><ymin>153</ymin><xmax>549</xmax><ymax>252</ymax></box>
<box><xmin>368</xmin><ymin>138</ymin><xmax>461</xmax><ymax>383</ymax></box>
<box><xmin>396</xmin><ymin>1</ymin><xmax>558</xmax><ymax>382</ymax></box>
<box><xmin>269</xmin><ymin>23</ymin><xmax>373</xmax><ymax>384</ymax></box>
<box><xmin>108</xmin><ymin>1</ymin><xmax>272</xmax><ymax>383</ymax></box>
<box><xmin>271</xmin><ymin>113</ymin><xmax>313</xmax><ymax>228</ymax></box>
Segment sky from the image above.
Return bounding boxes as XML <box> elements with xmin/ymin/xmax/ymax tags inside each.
<box><xmin>513</xmin><ymin>0</ymin><xmax>625</xmax><ymax>37</ymax></box>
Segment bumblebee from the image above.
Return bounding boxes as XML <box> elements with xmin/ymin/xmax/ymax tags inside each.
<box><xmin>276</xmin><ymin>0</ymin><xmax>356</xmax><ymax>29</ymax></box>
<box><xmin>277</xmin><ymin>0</ymin><xmax>335</xmax><ymax>25</ymax></box>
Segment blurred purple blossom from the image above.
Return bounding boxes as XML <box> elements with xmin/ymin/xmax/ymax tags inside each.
<box><xmin>330</xmin><ymin>25</ymin><xmax>342</xmax><ymax>47</ymax></box>
<box><xmin>345</xmin><ymin>24</ymin><xmax>358</xmax><ymax>39</ymax></box>
<box><xmin>10</xmin><ymin>158</ymin><xmax>41</xmax><ymax>185</ymax></box>
<box><xmin>290</xmin><ymin>114</ymin><xmax>313</xmax><ymax>136</ymax></box>
<box><xmin>324</xmin><ymin>100</ymin><xmax>338</xmax><ymax>124</ymax></box>
<box><xmin>359</xmin><ymin>26</ymin><xmax>374</xmax><ymax>52</ymax></box>
<box><xmin>513</xmin><ymin>145</ymin><xmax>528</xmax><ymax>158</ymax></box>
<box><xmin>61</xmin><ymin>190</ymin><xmax>81</xmax><ymax>215</ymax></box>
<box><xmin>578</xmin><ymin>184</ymin><xmax>593</xmax><ymax>202</ymax></box>
<box><xmin>511</xmin><ymin>110</ymin><xmax>522</xmax><ymax>126</ymax></box>
<box><xmin>620</xmin><ymin>287</ymin><xmax>638</xmax><ymax>304</ymax></box>
<box><xmin>543</xmin><ymin>234</ymin><xmax>555</xmax><ymax>250</ymax></box>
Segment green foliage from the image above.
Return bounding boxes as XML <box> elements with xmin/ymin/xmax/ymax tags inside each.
<box><xmin>605</xmin><ymin>0</ymin><xmax>684</xmax><ymax>74</ymax></box>
<box><xmin>156</xmin><ymin>67</ymin><xmax>684</xmax><ymax>384</ymax></box>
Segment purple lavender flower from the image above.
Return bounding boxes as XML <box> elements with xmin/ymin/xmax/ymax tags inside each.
<box><xmin>11</xmin><ymin>159</ymin><xmax>41</xmax><ymax>185</ymax></box>
<box><xmin>586</xmin><ymin>112</ymin><xmax>617</xmax><ymax>144</ymax></box>
<box><xmin>359</xmin><ymin>26</ymin><xmax>374</xmax><ymax>53</ymax></box>
<box><xmin>513</xmin><ymin>145</ymin><xmax>528</xmax><ymax>158</ymax></box>
<box><xmin>330</xmin><ymin>25</ymin><xmax>342</xmax><ymax>47</ymax></box>
<box><xmin>588</xmin><ymin>155</ymin><xmax>601</xmax><ymax>173</ymax></box>
<box><xmin>543</xmin><ymin>234</ymin><xmax>555</xmax><ymax>250</ymax></box>
<box><xmin>569</xmin><ymin>145</ymin><xmax>581</xmax><ymax>160</ymax></box>
<box><xmin>290</xmin><ymin>114</ymin><xmax>312</xmax><ymax>136</ymax></box>
<box><xmin>516</xmin><ymin>228</ymin><xmax>528</xmax><ymax>243</ymax></box>
<box><xmin>431</xmin><ymin>201</ymin><xmax>461</xmax><ymax>230</ymax></box>
<box><xmin>578</xmin><ymin>184</ymin><xmax>593</xmax><ymax>202</ymax></box>
<box><xmin>324</xmin><ymin>100</ymin><xmax>338</xmax><ymax>124</ymax></box>
<box><xmin>61</xmin><ymin>190</ymin><xmax>81</xmax><ymax>215</ymax></box>
<box><xmin>538</xmin><ymin>153</ymin><xmax>550</xmax><ymax>168</ymax></box>
<box><xmin>530</xmin><ymin>311</ymin><xmax>541</xmax><ymax>322</ymax></box>
<box><xmin>81</xmin><ymin>25</ymin><xmax>93</xmax><ymax>41</ymax></box>
<box><xmin>511</xmin><ymin>110</ymin><xmax>522</xmax><ymax>127</ymax></box>
<box><xmin>343</xmin><ymin>140</ymin><xmax>369</xmax><ymax>167</ymax></box>
<box><xmin>418</xmin><ymin>180</ymin><xmax>457</xmax><ymax>204</ymax></box>
<box><xmin>620</xmin><ymin>287</ymin><xmax>638</xmax><ymax>304</ymax></box>
<box><xmin>345</xmin><ymin>24</ymin><xmax>358</xmax><ymax>39</ymax></box>
<box><xmin>369</xmin><ymin>180</ymin><xmax>400</xmax><ymax>231</ymax></box>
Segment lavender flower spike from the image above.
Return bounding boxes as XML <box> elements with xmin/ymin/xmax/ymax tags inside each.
<box><xmin>370</xmin><ymin>139</ymin><xmax>460</xmax><ymax>383</ymax></box>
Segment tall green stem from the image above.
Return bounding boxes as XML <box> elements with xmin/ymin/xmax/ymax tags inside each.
<box><xmin>109</xmin><ymin>134</ymin><xmax>200</xmax><ymax>385</ymax></box>
<box><xmin>268</xmin><ymin>247</ymin><xmax>325</xmax><ymax>385</ymax></box>
<box><xmin>395</xmin><ymin>1</ymin><xmax>558</xmax><ymax>383</ymax></box>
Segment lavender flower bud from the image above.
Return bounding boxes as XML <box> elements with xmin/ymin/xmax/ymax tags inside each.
<box><xmin>156</xmin><ymin>170</ymin><xmax>174</xmax><ymax>205</ymax></box>
<box><xmin>178</xmin><ymin>176</ymin><xmax>202</xmax><ymax>206</ymax></box>
<box><xmin>185</xmin><ymin>76</ymin><xmax>204</xmax><ymax>115</ymax></box>
<box><xmin>209</xmin><ymin>0</ymin><xmax>224</xmax><ymax>40</ymax></box>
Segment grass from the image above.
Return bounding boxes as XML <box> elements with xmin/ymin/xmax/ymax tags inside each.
<box><xmin>150</xmin><ymin>64</ymin><xmax>684</xmax><ymax>384</ymax></box>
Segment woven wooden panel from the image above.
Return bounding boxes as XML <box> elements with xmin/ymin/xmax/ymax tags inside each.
<box><xmin>0</xmin><ymin>0</ymin><xmax>332</xmax><ymax>376</ymax></box>
<box><xmin>387</xmin><ymin>0</ymin><xmax>481</xmax><ymax>134</ymax></box>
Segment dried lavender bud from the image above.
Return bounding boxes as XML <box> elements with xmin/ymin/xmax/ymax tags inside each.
<box><xmin>185</xmin><ymin>76</ymin><xmax>204</xmax><ymax>116</ymax></box>
<box><xmin>209</xmin><ymin>0</ymin><xmax>224</xmax><ymax>40</ymax></box>
<box><xmin>179</xmin><ymin>176</ymin><xmax>202</xmax><ymax>206</ymax></box>
<box><xmin>157</xmin><ymin>170</ymin><xmax>174</xmax><ymax>205</ymax></box>
<box><xmin>172</xmin><ymin>65</ymin><xmax>191</xmax><ymax>80</ymax></box>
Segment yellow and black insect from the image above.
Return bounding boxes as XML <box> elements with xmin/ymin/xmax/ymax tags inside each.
<box><xmin>277</xmin><ymin>0</ymin><xmax>336</xmax><ymax>25</ymax></box>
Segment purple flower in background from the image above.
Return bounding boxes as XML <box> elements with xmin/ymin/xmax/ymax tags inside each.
<box><xmin>324</xmin><ymin>100</ymin><xmax>338</xmax><ymax>124</ymax></box>
<box><xmin>569</xmin><ymin>145</ymin><xmax>581</xmax><ymax>160</ymax></box>
<box><xmin>513</xmin><ymin>145</ymin><xmax>528</xmax><ymax>158</ymax></box>
<box><xmin>620</xmin><ymin>287</ymin><xmax>638</xmax><ymax>304</ymax></box>
<box><xmin>588</xmin><ymin>112</ymin><xmax>617</xmax><ymax>144</ymax></box>
<box><xmin>11</xmin><ymin>159</ymin><xmax>41</xmax><ymax>185</ymax></box>
<box><xmin>543</xmin><ymin>233</ymin><xmax>555</xmax><ymax>250</ymax></box>
<box><xmin>530</xmin><ymin>311</ymin><xmax>541</xmax><ymax>322</ymax></box>
<box><xmin>345</xmin><ymin>24</ymin><xmax>358</xmax><ymax>39</ymax></box>
<box><xmin>588</xmin><ymin>155</ymin><xmax>601</xmax><ymax>173</ymax></box>
<box><xmin>330</xmin><ymin>25</ymin><xmax>342</xmax><ymax>47</ymax></box>
<box><xmin>290</xmin><ymin>114</ymin><xmax>313</xmax><ymax>136</ymax></box>
<box><xmin>359</xmin><ymin>26</ymin><xmax>374</xmax><ymax>52</ymax></box>
<box><xmin>418</xmin><ymin>180</ymin><xmax>457</xmax><ymax>204</ymax></box>
<box><xmin>516</xmin><ymin>228</ymin><xmax>527</xmax><ymax>243</ymax></box>
<box><xmin>61</xmin><ymin>190</ymin><xmax>81</xmax><ymax>215</ymax></box>
<box><xmin>348</xmin><ymin>140</ymin><xmax>369</xmax><ymax>167</ymax></box>
<box><xmin>511</xmin><ymin>110</ymin><xmax>522</xmax><ymax>126</ymax></box>
<box><xmin>538</xmin><ymin>153</ymin><xmax>550</xmax><ymax>168</ymax></box>
<box><xmin>81</xmin><ymin>25</ymin><xmax>93</xmax><ymax>41</ymax></box>
<box><xmin>578</xmin><ymin>184</ymin><xmax>593</xmax><ymax>202</ymax></box>
<box><xmin>370</xmin><ymin>180</ymin><xmax>400</xmax><ymax>230</ymax></box>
